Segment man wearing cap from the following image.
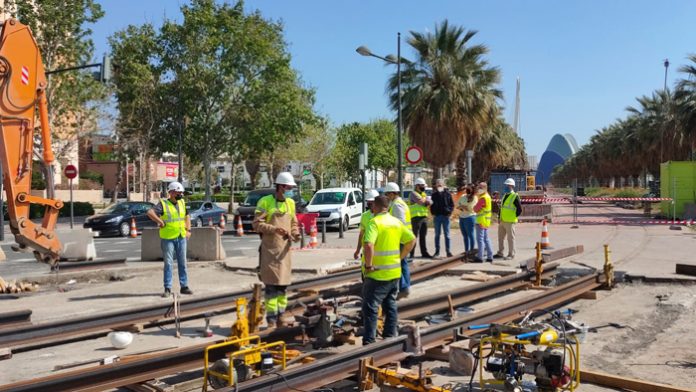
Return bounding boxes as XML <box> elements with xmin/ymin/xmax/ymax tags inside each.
<box><xmin>354</xmin><ymin>189</ymin><xmax>380</xmax><ymax>262</ymax></box>
<box><xmin>147</xmin><ymin>181</ymin><xmax>193</xmax><ymax>298</ymax></box>
<box><xmin>494</xmin><ymin>178</ymin><xmax>522</xmax><ymax>260</ymax></box>
<box><xmin>408</xmin><ymin>178</ymin><xmax>432</xmax><ymax>258</ymax></box>
<box><xmin>253</xmin><ymin>172</ymin><xmax>301</xmax><ymax>328</ymax></box>
<box><xmin>383</xmin><ymin>182</ymin><xmax>412</xmax><ymax>297</ymax></box>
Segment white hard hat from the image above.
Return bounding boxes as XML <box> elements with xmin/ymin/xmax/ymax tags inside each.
<box><xmin>365</xmin><ymin>189</ymin><xmax>380</xmax><ymax>201</ymax></box>
<box><xmin>108</xmin><ymin>331</ymin><xmax>133</xmax><ymax>349</ymax></box>
<box><xmin>275</xmin><ymin>172</ymin><xmax>297</xmax><ymax>186</ymax></box>
<box><xmin>504</xmin><ymin>178</ymin><xmax>515</xmax><ymax>187</ymax></box>
<box><xmin>384</xmin><ymin>182</ymin><xmax>400</xmax><ymax>193</ymax></box>
<box><xmin>415</xmin><ymin>178</ymin><xmax>426</xmax><ymax>186</ymax></box>
<box><xmin>168</xmin><ymin>181</ymin><xmax>184</xmax><ymax>192</ymax></box>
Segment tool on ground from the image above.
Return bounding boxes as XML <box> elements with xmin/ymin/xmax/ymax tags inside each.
<box><xmin>358</xmin><ymin>357</ymin><xmax>451</xmax><ymax>392</ymax></box>
<box><xmin>466</xmin><ymin>309</ymin><xmax>583</xmax><ymax>392</ymax></box>
<box><xmin>540</xmin><ymin>218</ymin><xmax>552</xmax><ymax>249</ymax></box>
<box><xmin>535</xmin><ymin>242</ymin><xmax>544</xmax><ymax>286</ymax></box>
<box><xmin>130</xmin><ymin>217</ymin><xmax>138</xmax><ymax>238</ymax></box>
<box><xmin>588</xmin><ymin>322</ymin><xmax>632</xmax><ymax>333</ymax></box>
<box><xmin>236</xmin><ymin>215</ymin><xmax>245</xmax><ymax>236</ymax></box>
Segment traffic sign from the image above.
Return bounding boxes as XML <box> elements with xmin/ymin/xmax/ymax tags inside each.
<box><xmin>405</xmin><ymin>167</ymin><xmax>422</xmax><ymax>173</ymax></box>
<box><xmin>405</xmin><ymin>146</ymin><xmax>423</xmax><ymax>165</ymax></box>
<box><xmin>64</xmin><ymin>164</ymin><xmax>78</xmax><ymax>179</ymax></box>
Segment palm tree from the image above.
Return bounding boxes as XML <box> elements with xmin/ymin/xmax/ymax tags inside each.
<box><xmin>675</xmin><ymin>54</ymin><xmax>696</xmax><ymax>157</ymax></box>
<box><xmin>388</xmin><ymin>20</ymin><xmax>501</xmax><ymax>175</ymax></box>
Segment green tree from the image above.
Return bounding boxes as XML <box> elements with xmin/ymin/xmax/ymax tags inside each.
<box><xmin>332</xmin><ymin>119</ymin><xmax>398</xmax><ymax>184</ymax></box>
<box><xmin>389</xmin><ymin>20</ymin><xmax>501</xmax><ymax>174</ymax></box>
<box><xmin>4</xmin><ymin>0</ymin><xmax>107</xmax><ymax>167</ymax></box>
<box><xmin>277</xmin><ymin>117</ymin><xmax>335</xmax><ymax>189</ymax></box>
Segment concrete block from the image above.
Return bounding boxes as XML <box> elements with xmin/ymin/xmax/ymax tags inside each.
<box><xmin>448</xmin><ymin>339</ymin><xmax>475</xmax><ymax>376</ymax></box>
<box><xmin>140</xmin><ymin>227</ymin><xmax>226</xmax><ymax>261</ymax></box>
<box><xmin>57</xmin><ymin>228</ymin><xmax>97</xmax><ymax>261</ymax></box>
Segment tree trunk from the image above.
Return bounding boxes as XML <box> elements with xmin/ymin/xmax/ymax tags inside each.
<box><xmin>245</xmin><ymin>159</ymin><xmax>260</xmax><ymax>189</ymax></box>
<box><xmin>111</xmin><ymin>158</ymin><xmax>125</xmax><ymax>203</ymax></box>
<box><xmin>144</xmin><ymin>156</ymin><xmax>151</xmax><ymax>202</ymax></box>
<box><xmin>228</xmin><ymin>163</ymin><xmax>236</xmax><ymax>213</ymax></box>
<box><xmin>204</xmin><ymin>156</ymin><xmax>212</xmax><ymax>201</ymax></box>
<box><xmin>455</xmin><ymin>151</ymin><xmax>467</xmax><ymax>188</ymax></box>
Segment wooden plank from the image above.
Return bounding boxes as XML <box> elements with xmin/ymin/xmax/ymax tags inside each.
<box><xmin>580</xmin><ymin>369</ymin><xmax>696</xmax><ymax>392</ymax></box>
<box><xmin>676</xmin><ymin>264</ymin><xmax>696</xmax><ymax>277</ymax></box>
<box><xmin>578</xmin><ymin>290</ymin><xmax>598</xmax><ymax>300</ymax></box>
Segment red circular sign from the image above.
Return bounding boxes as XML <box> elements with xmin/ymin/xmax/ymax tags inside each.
<box><xmin>64</xmin><ymin>164</ymin><xmax>78</xmax><ymax>179</ymax></box>
<box><xmin>405</xmin><ymin>146</ymin><xmax>423</xmax><ymax>165</ymax></box>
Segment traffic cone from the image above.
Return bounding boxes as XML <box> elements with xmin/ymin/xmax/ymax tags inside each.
<box><xmin>540</xmin><ymin>218</ymin><xmax>551</xmax><ymax>249</ymax></box>
<box><xmin>208</xmin><ymin>216</ymin><xmax>213</xmax><ymax>227</ymax></box>
<box><xmin>219</xmin><ymin>213</ymin><xmax>226</xmax><ymax>229</ymax></box>
<box><xmin>309</xmin><ymin>223</ymin><xmax>318</xmax><ymax>248</ymax></box>
<box><xmin>236</xmin><ymin>215</ymin><xmax>244</xmax><ymax>237</ymax></box>
<box><xmin>130</xmin><ymin>217</ymin><xmax>138</xmax><ymax>238</ymax></box>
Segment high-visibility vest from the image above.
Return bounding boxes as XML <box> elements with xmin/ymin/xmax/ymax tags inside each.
<box><xmin>389</xmin><ymin>197</ymin><xmax>411</xmax><ymax>225</ymax></box>
<box><xmin>408</xmin><ymin>191</ymin><xmax>429</xmax><ymax>218</ymax></box>
<box><xmin>160</xmin><ymin>199</ymin><xmax>187</xmax><ymax>239</ymax></box>
<box><xmin>255</xmin><ymin>194</ymin><xmax>296</xmax><ymax>222</ymax></box>
<box><xmin>500</xmin><ymin>191</ymin><xmax>519</xmax><ymax>223</ymax></box>
<box><xmin>476</xmin><ymin>193</ymin><xmax>492</xmax><ymax>228</ymax></box>
<box><xmin>365</xmin><ymin>213</ymin><xmax>403</xmax><ymax>281</ymax></box>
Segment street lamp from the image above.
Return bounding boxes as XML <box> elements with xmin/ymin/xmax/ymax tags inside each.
<box><xmin>356</xmin><ymin>32</ymin><xmax>404</xmax><ymax>194</ymax></box>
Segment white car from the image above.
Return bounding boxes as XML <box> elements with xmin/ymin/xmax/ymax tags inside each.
<box><xmin>305</xmin><ymin>187</ymin><xmax>364</xmax><ymax>231</ymax></box>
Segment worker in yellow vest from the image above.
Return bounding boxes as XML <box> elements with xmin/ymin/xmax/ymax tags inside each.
<box><xmin>472</xmin><ymin>182</ymin><xmax>494</xmax><ymax>263</ymax></box>
<box><xmin>362</xmin><ymin>195</ymin><xmax>416</xmax><ymax>345</ymax></box>
<box><xmin>384</xmin><ymin>182</ymin><xmax>412</xmax><ymax>297</ymax></box>
<box><xmin>147</xmin><ymin>181</ymin><xmax>193</xmax><ymax>298</ymax></box>
<box><xmin>494</xmin><ymin>178</ymin><xmax>522</xmax><ymax>260</ymax></box>
<box><xmin>354</xmin><ymin>189</ymin><xmax>380</xmax><ymax>262</ymax></box>
<box><xmin>408</xmin><ymin>178</ymin><xmax>432</xmax><ymax>259</ymax></box>
<box><xmin>252</xmin><ymin>172</ymin><xmax>301</xmax><ymax>328</ymax></box>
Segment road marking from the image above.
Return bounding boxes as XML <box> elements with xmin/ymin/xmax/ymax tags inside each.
<box><xmin>234</xmin><ymin>247</ymin><xmax>256</xmax><ymax>251</ymax></box>
<box><xmin>101</xmin><ymin>249</ymin><xmax>125</xmax><ymax>253</ymax></box>
<box><xmin>11</xmin><ymin>258</ymin><xmax>34</xmax><ymax>262</ymax></box>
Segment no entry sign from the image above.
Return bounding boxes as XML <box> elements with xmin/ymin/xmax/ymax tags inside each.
<box><xmin>64</xmin><ymin>164</ymin><xmax>78</xmax><ymax>179</ymax></box>
<box><xmin>405</xmin><ymin>146</ymin><xmax>423</xmax><ymax>165</ymax></box>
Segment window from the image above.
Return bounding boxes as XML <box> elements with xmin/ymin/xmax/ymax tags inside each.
<box><xmin>203</xmin><ymin>202</ymin><xmax>213</xmax><ymax>210</ymax></box>
<box><xmin>354</xmin><ymin>191</ymin><xmax>363</xmax><ymax>204</ymax></box>
<box><xmin>348</xmin><ymin>192</ymin><xmax>355</xmax><ymax>206</ymax></box>
<box><xmin>309</xmin><ymin>192</ymin><xmax>347</xmax><ymax>205</ymax></box>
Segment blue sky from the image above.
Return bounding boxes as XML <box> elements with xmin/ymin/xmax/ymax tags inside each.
<box><xmin>90</xmin><ymin>0</ymin><xmax>696</xmax><ymax>158</ymax></box>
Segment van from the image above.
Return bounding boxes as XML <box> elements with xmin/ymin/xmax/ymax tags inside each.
<box><xmin>305</xmin><ymin>188</ymin><xmax>363</xmax><ymax>231</ymax></box>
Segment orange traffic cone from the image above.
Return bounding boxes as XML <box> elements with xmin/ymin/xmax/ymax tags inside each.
<box><xmin>309</xmin><ymin>223</ymin><xmax>318</xmax><ymax>248</ymax></box>
<box><xmin>208</xmin><ymin>216</ymin><xmax>213</xmax><ymax>227</ymax></box>
<box><xmin>236</xmin><ymin>215</ymin><xmax>244</xmax><ymax>236</ymax></box>
<box><xmin>540</xmin><ymin>218</ymin><xmax>551</xmax><ymax>249</ymax></box>
<box><xmin>219</xmin><ymin>213</ymin><xmax>226</xmax><ymax>230</ymax></box>
<box><xmin>130</xmin><ymin>217</ymin><xmax>138</xmax><ymax>238</ymax></box>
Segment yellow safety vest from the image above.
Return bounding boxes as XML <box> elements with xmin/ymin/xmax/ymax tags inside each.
<box><xmin>476</xmin><ymin>193</ymin><xmax>492</xmax><ymax>228</ymax></box>
<box><xmin>408</xmin><ymin>191</ymin><xmax>429</xmax><ymax>218</ymax></box>
<box><xmin>255</xmin><ymin>194</ymin><xmax>296</xmax><ymax>222</ymax></box>
<box><xmin>160</xmin><ymin>199</ymin><xmax>187</xmax><ymax>240</ymax></box>
<box><xmin>389</xmin><ymin>197</ymin><xmax>411</xmax><ymax>225</ymax></box>
<box><xmin>365</xmin><ymin>213</ymin><xmax>403</xmax><ymax>281</ymax></box>
<box><xmin>500</xmin><ymin>192</ymin><xmax>519</xmax><ymax>223</ymax></box>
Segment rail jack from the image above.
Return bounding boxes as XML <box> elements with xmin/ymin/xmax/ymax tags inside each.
<box><xmin>358</xmin><ymin>357</ymin><xmax>451</xmax><ymax>392</ymax></box>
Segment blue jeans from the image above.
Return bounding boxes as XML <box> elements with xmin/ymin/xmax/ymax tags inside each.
<box><xmin>433</xmin><ymin>215</ymin><xmax>451</xmax><ymax>254</ymax></box>
<box><xmin>362</xmin><ymin>277</ymin><xmax>399</xmax><ymax>345</ymax></box>
<box><xmin>162</xmin><ymin>237</ymin><xmax>188</xmax><ymax>289</ymax></box>
<box><xmin>476</xmin><ymin>224</ymin><xmax>493</xmax><ymax>260</ymax></box>
<box><xmin>459</xmin><ymin>216</ymin><xmax>476</xmax><ymax>252</ymax></box>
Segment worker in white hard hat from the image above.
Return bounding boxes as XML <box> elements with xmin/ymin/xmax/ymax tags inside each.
<box><xmin>147</xmin><ymin>181</ymin><xmax>193</xmax><ymax>297</ymax></box>
<box><xmin>408</xmin><ymin>178</ymin><xmax>432</xmax><ymax>258</ymax></box>
<box><xmin>252</xmin><ymin>172</ymin><xmax>301</xmax><ymax>328</ymax></box>
<box><xmin>494</xmin><ymin>178</ymin><xmax>522</xmax><ymax>260</ymax></box>
<box><xmin>354</xmin><ymin>189</ymin><xmax>380</xmax><ymax>265</ymax></box>
<box><xmin>383</xmin><ymin>181</ymin><xmax>412</xmax><ymax>297</ymax></box>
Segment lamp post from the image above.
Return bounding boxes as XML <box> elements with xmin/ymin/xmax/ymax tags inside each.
<box><xmin>356</xmin><ymin>32</ymin><xmax>404</xmax><ymax>193</ymax></box>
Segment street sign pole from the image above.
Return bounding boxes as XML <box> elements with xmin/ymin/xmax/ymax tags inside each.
<box><xmin>70</xmin><ymin>178</ymin><xmax>74</xmax><ymax>229</ymax></box>
<box><xmin>64</xmin><ymin>164</ymin><xmax>78</xmax><ymax>229</ymax></box>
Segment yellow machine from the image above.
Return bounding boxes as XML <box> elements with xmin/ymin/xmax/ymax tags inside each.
<box><xmin>358</xmin><ymin>357</ymin><xmax>451</xmax><ymax>392</ymax></box>
<box><xmin>202</xmin><ymin>284</ymin><xmax>287</xmax><ymax>391</ymax></box>
<box><xmin>469</xmin><ymin>312</ymin><xmax>582</xmax><ymax>392</ymax></box>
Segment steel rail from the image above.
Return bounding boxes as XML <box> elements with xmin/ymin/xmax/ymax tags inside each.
<box><xmin>0</xmin><ymin>254</ymin><xmax>465</xmax><ymax>352</ymax></box>
<box><xmin>0</xmin><ymin>310</ymin><xmax>31</xmax><ymax>329</ymax></box>
<box><xmin>231</xmin><ymin>272</ymin><xmax>604</xmax><ymax>392</ymax></box>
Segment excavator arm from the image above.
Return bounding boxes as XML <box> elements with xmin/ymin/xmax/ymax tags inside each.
<box><xmin>0</xmin><ymin>19</ymin><xmax>62</xmax><ymax>265</ymax></box>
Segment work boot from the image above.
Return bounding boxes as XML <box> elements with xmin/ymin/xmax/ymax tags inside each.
<box><xmin>486</xmin><ymin>258</ymin><xmax>494</xmax><ymax>263</ymax></box>
<box><xmin>162</xmin><ymin>288</ymin><xmax>171</xmax><ymax>298</ymax></box>
<box><xmin>493</xmin><ymin>253</ymin><xmax>504</xmax><ymax>259</ymax></box>
<box><xmin>504</xmin><ymin>255</ymin><xmax>515</xmax><ymax>260</ymax></box>
<box><xmin>432</xmin><ymin>251</ymin><xmax>440</xmax><ymax>258</ymax></box>
<box><xmin>397</xmin><ymin>289</ymin><xmax>410</xmax><ymax>299</ymax></box>
<box><xmin>422</xmin><ymin>252</ymin><xmax>433</xmax><ymax>259</ymax></box>
<box><xmin>180</xmin><ymin>286</ymin><xmax>194</xmax><ymax>295</ymax></box>
<box><xmin>446</xmin><ymin>251</ymin><xmax>453</xmax><ymax>258</ymax></box>
<box><xmin>472</xmin><ymin>257</ymin><xmax>484</xmax><ymax>263</ymax></box>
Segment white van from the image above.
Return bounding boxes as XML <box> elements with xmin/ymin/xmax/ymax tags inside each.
<box><xmin>305</xmin><ymin>188</ymin><xmax>363</xmax><ymax>231</ymax></box>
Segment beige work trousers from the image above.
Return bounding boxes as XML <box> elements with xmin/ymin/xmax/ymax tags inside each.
<box><xmin>497</xmin><ymin>222</ymin><xmax>516</xmax><ymax>257</ymax></box>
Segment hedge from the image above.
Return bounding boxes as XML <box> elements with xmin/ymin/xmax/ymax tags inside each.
<box><xmin>188</xmin><ymin>193</ymin><xmax>247</xmax><ymax>203</ymax></box>
<box><xmin>4</xmin><ymin>201</ymin><xmax>95</xmax><ymax>220</ymax></box>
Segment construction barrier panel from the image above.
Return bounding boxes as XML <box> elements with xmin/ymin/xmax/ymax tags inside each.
<box><xmin>141</xmin><ymin>227</ymin><xmax>226</xmax><ymax>261</ymax></box>
<box><xmin>57</xmin><ymin>228</ymin><xmax>97</xmax><ymax>261</ymax></box>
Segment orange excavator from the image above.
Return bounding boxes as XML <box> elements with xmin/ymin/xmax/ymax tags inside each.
<box><xmin>0</xmin><ymin>18</ymin><xmax>63</xmax><ymax>265</ymax></box>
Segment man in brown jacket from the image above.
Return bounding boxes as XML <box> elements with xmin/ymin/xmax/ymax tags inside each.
<box><xmin>252</xmin><ymin>172</ymin><xmax>301</xmax><ymax>328</ymax></box>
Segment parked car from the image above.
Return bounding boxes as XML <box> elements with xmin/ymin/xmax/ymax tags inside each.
<box><xmin>305</xmin><ymin>187</ymin><xmax>363</xmax><ymax>231</ymax></box>
<box><xmin>401</xmin><ymin>187</ymin><xmax>433</xmax><ymax>200</ymax></box>
<box><xmin>187</xmin><ymin>201</ymin><xmax>227</xmax><ymax>227</ymax></box>
<box><xmin>234</xmin><ymin>188</ymin><xmax>305</xmax><ymax>232</ymax></box>
<box><xmin>83</xmin><ymin>201</ymin><xmax>156</xmax><ymax>237</ymax></box>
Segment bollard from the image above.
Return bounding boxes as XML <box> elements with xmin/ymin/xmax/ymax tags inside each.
<box><xmin>322</xmin><ymin>220</ymin><xmax>326</xmax><ymax>244</ymax></box>
<box><xmin>300</xmin><ymin>223</ymin><xmax>305</xmax><ymax>249</ymax></box>
<box><xmin>603</xmin><ymin>244</ymin><xmax>614</xmax><ymax>288</ymax></box>
<box><xmin>535</xmin><ymin>242</ymin><xmax>543</xmax><ymax>287</ymax></box>
<box><xmin>339</xmin><ymin>217</ymin><xmax>344</xmax><ymax>239</ymax></box>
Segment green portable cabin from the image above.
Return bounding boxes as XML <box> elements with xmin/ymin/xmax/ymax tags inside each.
<box><xmin>660</xmin><ymin>161</ymin><xmax>696</xmax><ymax>219</ymax></box>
